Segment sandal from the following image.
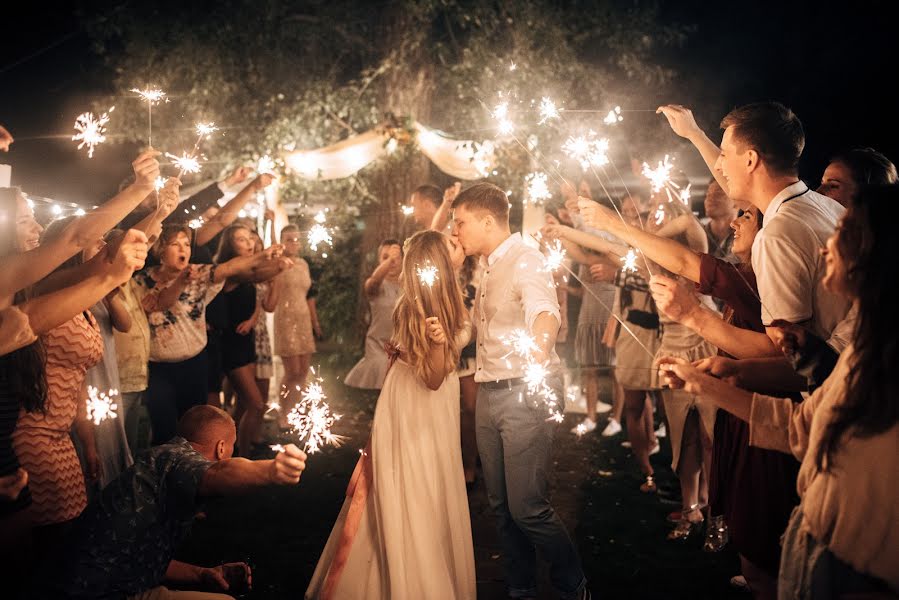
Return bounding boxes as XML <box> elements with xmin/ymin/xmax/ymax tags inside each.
<box><xmin>667</xmin><ymin>507</ymin><xmax>704</xmax><ymax>541</ymax></box>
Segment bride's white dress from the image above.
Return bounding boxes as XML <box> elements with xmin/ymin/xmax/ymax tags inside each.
<box><xmin>305</xmin><ymin>332</ymin><xmax>476</xmax><ymax>600</ymax></box>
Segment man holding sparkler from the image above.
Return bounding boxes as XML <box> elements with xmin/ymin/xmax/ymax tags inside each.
<box><xmin>452</xmin><ymin>183</ymin><xmax>589</xmax><ymax>600</ymax></box>
<box><xmin>38</xmin><ymin>405</ymin><xmax>306</xmax><ymax>600</ymax></box>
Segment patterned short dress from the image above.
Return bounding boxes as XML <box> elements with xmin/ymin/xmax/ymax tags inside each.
<box><xmin>13</xmin><ymin>312</ymin><xmax>103</xmax><ymax>525</ymax></box>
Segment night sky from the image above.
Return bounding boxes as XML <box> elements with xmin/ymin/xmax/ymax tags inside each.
<box><xmin>2</xmin><ymin>1</ymin><xmax>896</xmax><ymax>207</ymax></box>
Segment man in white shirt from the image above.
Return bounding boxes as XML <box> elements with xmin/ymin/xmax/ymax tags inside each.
<box><xmin>452</xmin><ymin>183</ymin><xmax>588</xmax><ymax>600</ymax></box>
<box><xmin>658</xmin><ymin>102</ymin><xmax>851</xmax><ymax>354</ymax></box>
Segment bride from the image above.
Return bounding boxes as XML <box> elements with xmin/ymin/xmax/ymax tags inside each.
<box><xmin>305</xmin><ymin>230</ymin><xmax>476</xmax><ymax>600</ymax></box>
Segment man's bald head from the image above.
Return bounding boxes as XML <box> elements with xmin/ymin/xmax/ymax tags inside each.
<box><xmin>176</xmin><ymin>406</ymin><xmax>236</xmax><ymax>460</ymax></box>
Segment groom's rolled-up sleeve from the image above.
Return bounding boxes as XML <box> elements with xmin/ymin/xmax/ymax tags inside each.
<box><xmin>517</xmin><ymin>250</ymin><xmax>561</xmax><ymax>333</ymax></box>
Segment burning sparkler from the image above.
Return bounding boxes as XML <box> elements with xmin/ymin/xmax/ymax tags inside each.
<box><xmin>416</xmin><ymin>263</ymin><xmax>439</xmax><ymax>288</ymax></box>
<box><xmin>538</xmin><ymin>97</ymin><xmax>561</xmax><ymax>125</ymax></box>
<box><xmin>307</xmin><ymin>223</ymin><xmax>333</xmax><ymax>253</ymax></box>
<box><xmin>562</xmin><ymin>131</ymin><xmax>610</xmax><ymax>171</ymax></box>
<box><xmin>542</xmin><ymin>239</ymin><xmax>567</xmax><ymax>273</ymax></box>
<box><xmin>314</xmin><ymin>210</ymin><xmax>327</xmax><ymax>224</ymax></box>
<box><xmin>86</xmin><ymin>386</ymin><xmax>119</xmax><ymax>425</ymax></box>
<box><xmin>285</xmin><ymin>372</ymin><xmax>343</xmax><ymax>454</ymax></box>
<box><xmin>72</xmin><ymin>107</ymin><xmax>114</xmax><ymax>158</ymax></box>
<box><xmin>678</xmin><ymin>183</ymin><xmax>692</xmax><ymax>206</ymax></box>
<box><xmin>654</xmin><ymin>204</ymin><xmax>666</xmax><ymax>225</ymax></box>
<box><xmin>603</xmin><ymin>106</ymin><xmax>623</xmax><ymax>125</ymax></box>
<box><xmin>256</xmin><ymin>155</ymin><xmax>277</xmax><ymax>175</ymax></box>
<box><xmin>165</xmin><ymin>152</ymin><xmax>203</xmax><ymax>175</ymax></box>
<box><xmin>524</xmin><ymin>171</ymin><xmax>552</xmax><ymax>205</ymax></box>
<box><xmin>401</xmin><ymin>204</ymin><xmax>414</xmax><ymax>216</ymax></box>
<box><xmin>621</xmin><ymin>248</ymin><xmax>640</xmax><ymax>273</ymax></box>
<box><xmin>493</xmin><ymin>101</ymin><xmax>515</xmax><ymax>136</ymax></box>
<box><xmin>131</xmin><ymin>86</ymin><xmax>167</xmax><ymax>147</ymax></box>
<box><xmin>642</xmin><ymin>155</ymin><xmax>674</xmax><ymax>194</ymax></box>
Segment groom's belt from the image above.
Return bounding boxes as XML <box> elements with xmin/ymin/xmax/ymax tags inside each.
<box><xmin>480</xmin><ymin>371</ymin><xmax>562</xmax><ymax>391</ymax></box>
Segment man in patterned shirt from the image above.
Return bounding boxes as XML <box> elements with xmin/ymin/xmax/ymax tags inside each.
<box><xmin>38</xmin><ymin>406</ymin><xmax>306</xmax><ymax>600</ymax></box>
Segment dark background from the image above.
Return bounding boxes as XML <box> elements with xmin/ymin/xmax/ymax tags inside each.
<box><xmin>2</xmin><ymin>0</ymin><xmax>896</xmax><ymax>206</ymax></box>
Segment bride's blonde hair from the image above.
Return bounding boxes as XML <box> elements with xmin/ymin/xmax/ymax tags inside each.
<box><xmin>391</xmin><ymin>230</ymin><xmax>468</xmax><ymax>383</ymax></box>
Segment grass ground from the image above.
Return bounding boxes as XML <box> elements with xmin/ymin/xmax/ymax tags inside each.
<box><xmin>176</xmin><ymin>354</ymin><xmax>746</xmax><ymax>599</ymax></box>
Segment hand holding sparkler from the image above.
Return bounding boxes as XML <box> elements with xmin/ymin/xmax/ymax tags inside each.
<box><xmin>577</xmin><ymin>197</ymin><xmax>614</xmax><ymax>230</ymax></box>
<box><xmin>251</xmin><ymin>173</ymin><xmax>276</xmax><ymax>192</ymax></box>
<box><xmin>224</xmin><ymin>166</ymin><xmax>252</xmax><ymax>187</ymax></box>
<box><xmin>656</xmin><ymin>105</ymin><xmax>703</xmax><ymax>141</ymax></box>
<box><xmin>443</xmin><ymin>182</ymin><xmax>462</xmax><ymax>206</ymax></box>
<box><xmin>104</xmin><ymin>229</ymin><xmax>150</xmax><ymax>284</ymax></box>
<box><xmin>649</xmin><ymin>274</ymin><xmax>700</xmax><ymax>323</ymax></box>
<box><xmin>425</xmin><ymin>316</ymin><xmax>447</xmax><ymax>345</ymax></box>
<box><xmin>131</xmin><ymin>149</ymin><xmax>162</xmax><ymax>191</ymax></box>
<box><xmin>589</xmin><ymin>263</ymin><xmax>617</xmax><ymax>283</ymax></box>
<box><xmin>268</xmin><ymin>443</ymin><xmax>307</xmax><ymax>484</ymax></box>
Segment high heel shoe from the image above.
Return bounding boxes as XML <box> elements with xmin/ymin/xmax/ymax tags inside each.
<box><xmin>667</xmin><ymin>516</ymin><xmax>704</xmax><ymax>541</ymax></box>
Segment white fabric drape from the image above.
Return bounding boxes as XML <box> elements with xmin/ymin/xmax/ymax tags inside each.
<box><xmin>412</xmin><ymin>122</ymin><xmax>494</xmax><ymax>180</ymax></box>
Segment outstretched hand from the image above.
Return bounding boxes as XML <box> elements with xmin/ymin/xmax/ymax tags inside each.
<box><xmin>131</xmin><ymin>149</ymin><xmax>162</xmax><ymax>190</ymax></box>
<box><xmin>269</xmin><ymin>444</ymin><xmax>306</xmax><ymax>485</ymax></box>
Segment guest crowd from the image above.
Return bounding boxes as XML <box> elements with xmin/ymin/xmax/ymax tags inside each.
<box><xmin>1</xmin><ymin>97</ymin><xmax>897</xmax><ymax>600</ymax></box>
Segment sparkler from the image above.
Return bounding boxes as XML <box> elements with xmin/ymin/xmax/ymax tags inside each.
<box><xmin>603</xmin><ymin>106</ymin><xmax>623</xmax><ymax>125</ymax></box>
<box><xmin>621</xmin><ymin>248</ymin><xmax>640</xmax><ymax>273</ymax></box>
<box><xmin>314</xmin><ymin>210</ymin><xmax>327</xmax><ymax>224</ymax></box>
<box><xmin>416</xmin><ymin>263</ymin><xmax>439</xmax><ymax>288</ymax></box>
<box><xmin>257</xmin><ymin>155</ymin><xmax>277</xmax><ymax>175</ymax></box>
<box><xmin>678</xmin><ymin>183</ymin><xmax>692</xmax><ymax>206</ymax></box>
<box><xmin>524</xmin><ymin>171</ymin><xmax>552</xmax><ymax>205</ymax></box>
<box><xmin>499</xmin><ymin>328</ymin><xmax>563</xmax><ymax>421</ymax></box>
<box><xmin>493</xmin><ymin>101</ymin><xmax>515</xmax><ymax>135</ymax></box>
<box><xmin>537</xmin><ymin>97</ymin><xmax>561</xmax><ymax>125</ymax></box>
<box><xmin>270</xmin><ymin>444</ymin><xmax>286</xmax><ymax>453</ymax></box>
<box><xmin>307</xmin><ymin>223</ymin><xmax>333</xmax><ymax>253</ymax></box>
<box><xmin>562</xmin><ymin>131</ymin><xmax>610</xmax><ymax>171</ymax></box>
<box><xmin>165</xmin><ymin>152</ymin><xmax>203</xmax><ymax>175</ymax></box>
<box><xmin>71</xmin><ymin>107</ymin><xmax>114</xmax><ymax>158</ymax></box>
<box><xmin>285</xmin><ymin>372</ymin><xmax>343</xmax><ymax>454</ymax></box>
<box><xmin>541</xmin><ymin>239</ymin><xmax>567</xmax><ymax>273</ymax></box>
<box><xmin>131</xmin><ymin>86</ymin><xmax>167</xmax><ymax>147</ymax></box>
<box><xmin>154</xmin><ymin>176</ymin><xmax>167</xmax><ymax>192</ymax></box>
<box><xmin>642</xmin><ymin>154</ymin><xmax>674</xmax><ymax>194</ymax></box>
<box><xmin>401</xmin><ymin>204</ymin><xmax>414</xmax><ymax>216</ymax></box>
<box><xmin>86</xmin><ymin>386</ymin><xmax>119</xmax><ymax>425</ymax></box>
<box><xmin>654</xmin><ymin>204</ymin><xmax>666</xmax><ymax>225</ymax></box>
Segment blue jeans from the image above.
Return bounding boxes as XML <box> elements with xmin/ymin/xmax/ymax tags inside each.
<box><xmin>476</xmin><ymin>377</ymin><xmax>586</xmax><ymax>599</ymax></box>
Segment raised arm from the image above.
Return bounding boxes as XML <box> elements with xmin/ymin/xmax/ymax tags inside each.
<box><xmin>363</xmin><ymin>253</ymin><xmax>400</xmax><ymax>297</ymax></box>
<box><xmin>215</xmin><ymin>245</ymin><xmax>291</xmax><ymax>284</ymax></box>
<box><xmin>14</xmin><ymin>231</ymin><xmax>148</xmax><ymax>346</ymax></box>
<box><xmin>656</xmin><ymin>105</ymin><xmax>729</xmax><ymax>195</ymax></box>
<box><xmin>541</xmin><ymin>223</ymin><xmax>630</xmax><ymax>260</ymax></box>
<box><xmin>0</xmin><ymin>150</ymin><xmax>159</xmax><ymax>296</ymax></box>
<box><xmin>430</xmin><ymin>182</ymin><xmax>460</xmax><ymax>232</ymax></box>
<box><xmin>578</xmin><ymin>199</ymin><xmax>702</xmax><ymax>282</ymax></box>
<box><xmin>195</xmin><ymin>174</ymin><xmax>274</xmax><ymax>247</ymax></box>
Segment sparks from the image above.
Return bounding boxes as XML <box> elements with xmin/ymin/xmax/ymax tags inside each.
<box><xmin>509</xmin><ymin>61</ymin><xmax>517</xmax><ymax>71</ymax></box>
<box><xmin>165</xmin><ymin>152</ymin><xmax>203</xmax><ymax>174</ymax></box>
<box><xmin>416</xmin><ymin>263</ymin><xmax>439</xmax><ymax>288</ymax></box>
<box><xmin>603</xmin><ymin>106</ymin><xmax>623</xmax><ymax>125</ymax></box>
<box><xmin>562</xmin><ymin>131</ymin><xmax>610</xmax><ymax>171</ymax></box>
<box><xmin>542</xmin><ymin>239</ymin><xmax>567</xmax><ymax>273</ymax></box>
<box><xmin>307</xmin><ymin>223</ymin><xmax>333</xmax><ymax>253</ymax></box>
<box><xmin>654</xmin><ymin>204</ymin><xmax>666</xmax><ymax>225</ymax></box>
<box><xmin>154</xmin><ymin>176</ymin><xmax>167</xmax><ymax>191</ymax></box>
<box><xmin>188</xmin><ymin>217</ymin><xmax>205</xmax><ymax>229</ymax></box>
<box><xmin>270</xmin><ymin>444</ymin><xmax>286</xmax><ymax>453</ymax></box>
<box><xmin>195</xmin><ymin>122</ymin><xmax>218</xmax><ymax>137</ymax></box>
<box><xmin>642</xmin><ymin>154</ymin><xmax>674</xmax><ymax>194</ymax></box>
<box><xmin>524</xmin><ymin>172</ymin><xmax>552</xmax><ymax>205</ymax></box>
<box><xmin>621</xmin><ymin>248</ymin><xmax>639</xmax><ymax>273</ymax></box>
<box><xmin>401</xmin><ymin>204</ymin><xmax>414</xmax><ymax>216</ymax></box>
<box><xmin>86</xmin><ymin>386</ymin><xmax>119</xmax><ymax>425</ymax></box>
<box><xmin>678</xmin><ymin>183</ymin><xmax>692</xmax><ymax>206</ymax></box>
<box><xmin>538</xmin><ymin>97</ymin><xmax>561</xmax><ymax>125</ymax></box>
<box><xmin>131</xmin><ymin>87</ymin><xmax>167</xmax><ymax>104</ymax></box>
<box><xmin>314</xmin><ymin>210</ymin><xmax>327</xmax><ymax>224</ymax></box>
<box><xmin>501</xmin><ymin>329</ymin><xmax>540</xmax><ymax>359</ymax></box>
<box><xmin>493</xmin><ymin>101</ymin><xmax>514</xmax><ymax>135</ymax></box>
<box><xmin>257</xmin><ymin>155</ymin><xmax>276</xmax><ymax>175</ymax></box>
<box><xmin>286</xmin><ymin>376</ymin><xmax>343</xmax><ymax>454</ymax></box>
<box><xmin>72</xmin><ymin>107</ymin><xmax>114</xmax><ymax>158</ymax></box>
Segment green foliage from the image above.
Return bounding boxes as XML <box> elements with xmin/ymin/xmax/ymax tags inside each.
<box><xmin>83</xmin><ymin>0</ymin><xmax>691</xmax><ymax>347</ymax></box>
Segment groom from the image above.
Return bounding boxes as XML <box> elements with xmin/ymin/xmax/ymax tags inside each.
<box><xmin>452</xmin><ymin>183</ymin><xmax>589</xmax><ymax>600</ymax></box>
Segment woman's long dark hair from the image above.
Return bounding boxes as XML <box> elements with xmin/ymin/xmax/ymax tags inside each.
<box><xmin>816</xmin><ymin>184</ymin><xmax>899</xmax><ymax>470</ymax></box>
<box><xmin>214</xmin><ymin>224</ymin><xmax>251</xmax><ymax>264</ymax></box>
<box><xmin>0</xmin><ymin>188</ymin><xmax>47</xmax><ymax>413</ymax></box>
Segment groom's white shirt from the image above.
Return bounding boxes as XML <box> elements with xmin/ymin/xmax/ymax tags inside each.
<box><xmin>473</xmin><ymin>233</ymin><xmax>562</xmax><ymax>383</ymax></box>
